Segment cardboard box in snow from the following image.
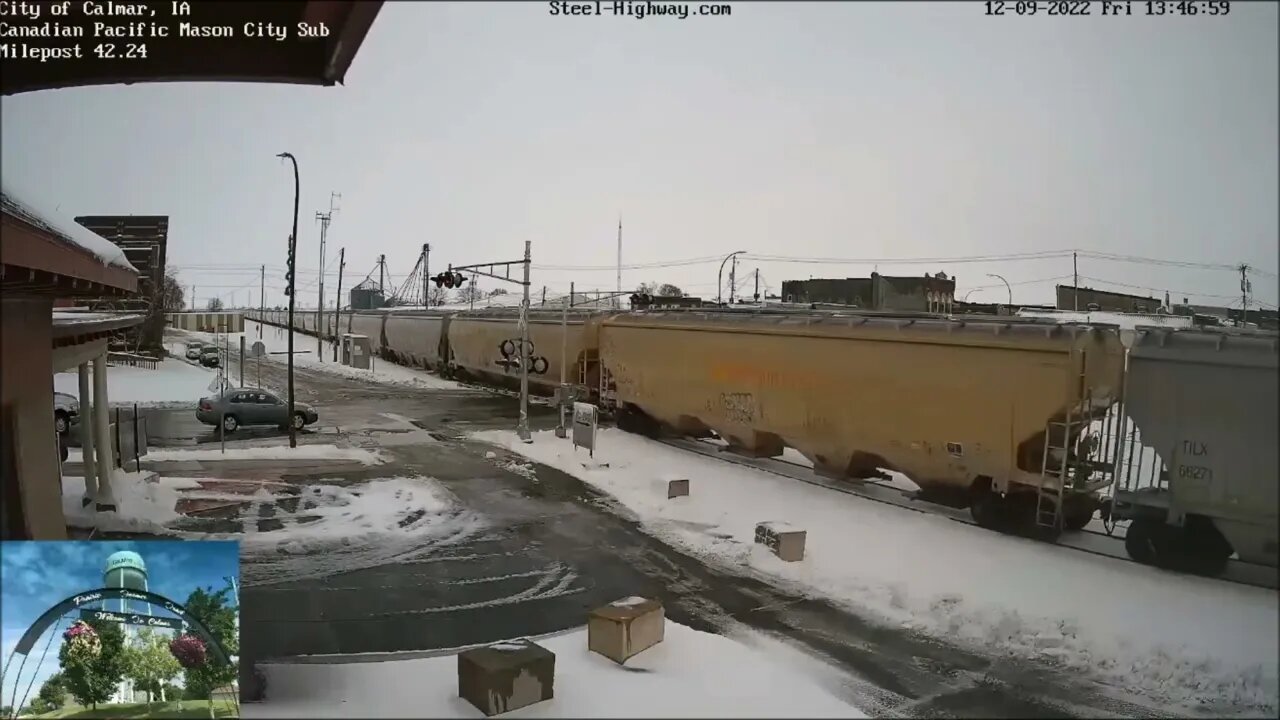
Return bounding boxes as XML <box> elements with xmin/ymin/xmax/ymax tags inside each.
<box><xmin>754</xmin><ymin>522</ymin><xmax>806</xmax><ymax>562</ymax></box>
<box><xmin>457</xmin><ymin>639</ymin><xmax>555</xmax><ymax>716</ymax></box>
<box><xmin>588</xmin><ymin>596</ymin><xmax>665</xmax><ymax>664</ymax></box>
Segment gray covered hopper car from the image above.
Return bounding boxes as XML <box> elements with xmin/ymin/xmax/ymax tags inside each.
<box><xmin>1111</xmin><ymin>326</ymin><xmax>1279</xmax><ymax>576</ymax></box>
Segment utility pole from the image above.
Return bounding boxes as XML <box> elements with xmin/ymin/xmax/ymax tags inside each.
<box><xmin>542</xmin><ymin>286</ymin><xmax>546</xmax><ymax>306</ymax></box>
<box><xmin>616</xmin><ymin>217</ymin><xmax>622</xmax><ymax>310</ymax></box>
<box><xmin>334</xmin><ymin>248</ymin><xmax>345</xmax><ymax>361</ymax></box>
<box><xmin>729</xmin><ymin>254</ymin><xmax>738</xmax><ymax>304</ymax></box>
<box><xmin>315</xmin><ymin>193</ymin><xmax>338</xmax><ymax>362</ymax></box>
<box><xmin>556</xmin><ymin>280</ymin><xmax>572</xmax><ymax>439</ymax></box>
<box><xmin>1239</xmin><ymin>263</ymin><xmax>1250</xmax><ymax>327</ymax></box>
<box><xmin>754</xmin><ymin>268</ymin><xmax>760</xmax><ymax>303</ymax></box>
<box><xmin>259</xmin><ymin>265</ymin><xmax>265</xmax><ymax>338</ymax></box>
<box><xmin>422</xmin><ymin>243</ymin><xmax>430</xmax><ymax>308</ymax></box>
<box><xmin>1072</xmin><ymin>251</ymin><xmax>1079</xmax><ymax>311</ymax></box>
<box><xmin>519</xmin><ymin>240</ymin><xmax>532</xmax><ymax>443</ymax></box>
<box><xmin>190</xmin><ymin>286</ymin><xmax>195</xmax><ymax>310</ymax></box>
<box><xmin>379</xmin><ymin>254</ymin><xmax>386</xmax><ymax>298</ymax></box>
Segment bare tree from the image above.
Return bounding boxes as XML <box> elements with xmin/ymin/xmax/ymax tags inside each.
<box><xmin>635</xmin><ymin>282</ymin><xmax>658</xmax><ymax>295</ymax></box>
<box><xmin>657</xmin><ymin>283</ymin><xmax>684</xmax><ymax>297</ymax></box>
<box><xmin>455</xmin><ymin>283</ymin><xmax>483</xmax><ymax>304</ymax></box>
<box><xmin>487</xmin><ymin>288</ymin><xmax>509</xmax><ymax>297</ymax></box>
<box><xmin>206</xmin><ymin>297</ymin><xmax>225</xmax><ymax>311</ymax></box>
<box><xmin>428</xmin><ymin>285</ymin><xmax>451</xmax><ymax>307</ymax></box>
<box><xmin>159</xmin><ymin>271</ymin><xmax>186</xmax><ymax>312</ymax></box>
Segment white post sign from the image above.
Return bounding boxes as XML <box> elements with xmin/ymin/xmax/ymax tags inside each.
<box><xmin>572</xmin><ymin>402</ymin><xmax>598</xmax><ymax>457</ymax></box>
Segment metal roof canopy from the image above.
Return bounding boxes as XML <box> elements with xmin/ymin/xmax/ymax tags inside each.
<box><xmin>52</xmin><ymin>312</ymin><xmax>146</xmax><ymax>341</ymax></box>
<box><xmin>1</xmin><ymin>1</ymin><xmax>383</xmax><ymax>96</ymax></box>
<box><xmin>1</xmin><ymin>211</ymin><xmax>139</xmax><ymax>297</ymax></box>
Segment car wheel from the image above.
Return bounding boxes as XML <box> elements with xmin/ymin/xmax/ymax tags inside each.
<box><xmin>292</xmin><ymin>412</ymin><xmax>306</xmax><ymax>430</ymax></box>
<box><xmin>54</xmin><ymin>411</ymin><xmax>68</xmax><ymax>434</ymax></box>
<box><xmin>222</xmin><ymin>415</ymin><xmax>239</xmax><ymax>433</ymax></box>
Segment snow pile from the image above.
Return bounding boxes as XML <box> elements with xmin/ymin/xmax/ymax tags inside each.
<box><xmin>60</xmin><ymin>471</ymin><xmax>196</xmax><ymax>534</ymax></box>
<box><xmin>1</xmin><ymin>179</ymin><xmax>135</xmax><ymax>270</ymax></box>
<box><xmin>139</xmin><ymin>444</ymin><xmax>387</xmax><ymax>465</ymax></box>
<box><xmin>473</xmin><ymin>428</ymin><xmax>1279</xmax><ymax>714</ymax></box>
<box><xmin>53</xmin><ymin>359</ymin><xmax>217</xmax><ymax>408</ymax></box>
<box><xmin>244</xmin><ymin>620</ymin><xmax>867</xmax><ymax>718</ymax></box>
<box><xmin>182</xmin><ymin>477</ymin><xmax>487</xmax><ymax>586</ymax></box>
<box><xmin>238</xmin><ymin>321</ymin><xmax>461</xmax><ymax>390</ymax></box>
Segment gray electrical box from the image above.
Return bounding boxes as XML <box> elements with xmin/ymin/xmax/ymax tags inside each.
<box><xmin>342</xmin><ymin>334</ymin><xmax>371</xmax><ymax>369</ymax></box>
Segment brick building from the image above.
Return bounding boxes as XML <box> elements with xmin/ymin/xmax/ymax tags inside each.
<box><xmin>1056</xmin><ymin>285</ymin><xmax>1163</xmax><ymax>313</ymax></box>
<box><xmin>781</xmin><ymin>272</ymin><xmax>956</xmax><ymax>312</ymax></box>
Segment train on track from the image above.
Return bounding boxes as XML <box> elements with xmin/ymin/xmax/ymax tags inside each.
<box><xmin>247</xmin><ymin>306</ymin><xmax>1278</xmax><ymax>578</ymax></box>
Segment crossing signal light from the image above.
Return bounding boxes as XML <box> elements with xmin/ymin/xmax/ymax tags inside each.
<box><xmin>433</xmin><ymin>272</ymin><xmax>465</xmax><ymax>289</ymax></box>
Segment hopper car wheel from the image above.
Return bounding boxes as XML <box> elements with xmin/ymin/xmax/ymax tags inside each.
<box><xmin>1063</xmin><ymin>503</ymin><xmax>1097</xmax><ymax>532</ymax></box>
<box><xmin>1124</xmin><ymin>518</ymin><xmax>1161</xmax><ymax>565</ymax></box>
<box><xmin>969</xmin><ymin>488</ymin><xmax>1011</xmax><ymax>531</ymax></box>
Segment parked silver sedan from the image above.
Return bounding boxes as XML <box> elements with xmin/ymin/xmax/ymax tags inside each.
<box><xmin>196</xmin><ymin>388</ymin><xmax>318</xmax><ymax>433</ymax></box>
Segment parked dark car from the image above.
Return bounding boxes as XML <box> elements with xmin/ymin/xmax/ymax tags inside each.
<box><xmin>200</xmin><ymin>346</ymin><xmax>220</xmax><ymax>367</ymax></box>
<box><xmin>54</xmin><ymin>391</ymin><xmax>79</xmax><ymax>434</ymax></box>
<box><xmin>196</xmin><ymin>388</ymin><xmax>318</xmax><ymax>433</ymax></box>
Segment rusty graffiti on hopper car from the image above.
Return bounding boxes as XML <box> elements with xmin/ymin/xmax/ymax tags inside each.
<box><xmin>718</xmin><ymin>392</ymin><xmax>755</xmax><ymax>424</ymax></box>
<box><xmin>707</xmin><ymin>362</ymin><xmax>822</xmax><ymax>391</ymax></box>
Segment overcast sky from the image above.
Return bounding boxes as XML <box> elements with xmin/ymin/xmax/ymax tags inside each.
<box><xmin>1</xmin><ymin>1</ymin><xmax>1276</xmax><ymax>310</ymax></box>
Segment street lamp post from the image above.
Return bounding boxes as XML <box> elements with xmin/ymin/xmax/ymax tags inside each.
<box><xmin>277</xmin><ymin>152</ymin><xmax>300</xmax><ymax>449</ymax></box>
<box><xmin>987</xmin><ymin>273</ymin><xmax>1012</xmax><ymax>306</ymax></box>
<box><xmin>717</xmin><ymin>250</ymin><xmax>747</xmax><ymax>306</ymax></box>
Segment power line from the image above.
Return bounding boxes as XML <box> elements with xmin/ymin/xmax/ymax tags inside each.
<box><xmin>1076</xmin><ymin>274</ymin><xmax>1244</xmax><ymax>301</ymax></box>
<box><xmin>742</xmin><ymin>250</ymin><xmax>1074</xmax><ymax>265</ymax></box>
<box><xmin>532</xmin><ymin>254</ymin><xmax>729</xmax><ymax>271</ymax></box>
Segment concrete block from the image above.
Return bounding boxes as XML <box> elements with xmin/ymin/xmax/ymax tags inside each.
<box><xmin>754</xmin><ymin>522</ymin><xmax>806</xmax><ymax>562</ymax></box>
<box><xmin>667</xmin><ymin>478</ymin><xmax>690</xmax><ymax>498</ymax></box>
<box><xmin>588</xmin><ymin>596</ymin><xmax>665</xmax><ymax>664</ymax></box>
<box><xmin>457</xmin><ymin>639</ymin><xmax>555</xmax><ymax>716</ymax></box>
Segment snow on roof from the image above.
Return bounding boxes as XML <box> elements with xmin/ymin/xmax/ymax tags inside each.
<box><xmin>1015</xmin><ymin>308</ymin><xmax>1194</xmax><ymax>330</ymax></box>
<box><xmin>1</xmin><ymin>178</ymin><xmax>137</xmax><ymax>272</ymax></box>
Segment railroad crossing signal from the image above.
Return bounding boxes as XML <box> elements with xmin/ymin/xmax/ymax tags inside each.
<box><xmin>284</xmin><ymin>238</ymin><xmax>296</xmax><ymax>297</ymax></box>
<box><xmin>432</xmin><ymin>271</ymin><xmax>465</xmax><ymax>289</ymax></box>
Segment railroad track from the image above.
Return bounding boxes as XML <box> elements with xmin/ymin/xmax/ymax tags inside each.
<box><xmin>655</xmin><ymin>436</ymin><xmax>1279</xmax><ymax>591</ymax></box>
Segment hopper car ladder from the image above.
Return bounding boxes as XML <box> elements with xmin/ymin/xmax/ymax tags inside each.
<box><xmin>1036</xmin><ymin>352</ymin><xmax>1121</xmax><ymax>531</ymax></box>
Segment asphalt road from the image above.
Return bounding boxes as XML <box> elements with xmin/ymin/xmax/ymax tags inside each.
<box><xmin>161</xmin><ymin>333</ymin><xmax>1195</xmax><ymax>720</ymax></box>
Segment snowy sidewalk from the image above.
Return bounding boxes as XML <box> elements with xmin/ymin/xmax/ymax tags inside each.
<box><xmin>473</xmin><ymin>428</ymin><xmax>1279</xmax><ymax>715</ymax></box>
<box><xmin>243</xmin><ymin>620</ymin><xmax>868</xmax><ymax>718</ymax></box>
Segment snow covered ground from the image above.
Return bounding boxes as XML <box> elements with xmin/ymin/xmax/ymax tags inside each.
<box><xmin>53</xmin><ymin>358</ymin><xmax>218</xmax><ymax>408</ymax></box>
<box><xmin>244</xmin><ymin>620</ymin><xmax>868</xmax><ymax>718</ymax></box>
<box><xmin>202</xmin><ymin>321</ymin><xmax>462</xmax><ymax>390</ymax></box>
<box><xmin>181</xmin><ymin>476</ymin><xmax>488</xmax><ymax>586</ymax></box>
<box><xmin>473</xmin><ymin>428</ymin><xmax>1279</xmax><ymax>714</ymax></box>
<box><xmin>61</xmin><ymin>470</ymin><xmax>190</xmax><ymax>533</ymax></box>
<box><xmin>61</xmin><ymin>463</ymin><xmax>484</xmax><ymax>586</ymax></box>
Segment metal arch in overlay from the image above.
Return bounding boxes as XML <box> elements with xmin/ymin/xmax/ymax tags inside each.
<box><xmin>11</xmin><ymin>587</ymin><xmax>233</xmax><ymax>667</ymax></box>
